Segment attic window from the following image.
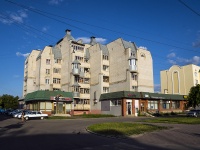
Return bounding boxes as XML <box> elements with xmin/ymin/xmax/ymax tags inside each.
<box><xmin>141</xmin><ymin>53</ymin><xmax>145</xmax><ymax>57</ymax></box>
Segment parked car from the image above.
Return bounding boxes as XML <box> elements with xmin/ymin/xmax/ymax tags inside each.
<box><xmin>23</xmin><ymin>111</ymin><xmax>48</xmax><ymax>120</ymax></box>
<box><xmin>187</xmin><ymin>110</ymin><xmax>200</xmax><ymax>117</ymax></box>
<box><xmin>17</xmin><ymin>110</ymin><xmax>32</xmax><ymax>119</ymax></box>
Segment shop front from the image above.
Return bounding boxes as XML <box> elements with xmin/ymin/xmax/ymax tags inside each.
<box><xmin>100</xmin><ymin>91</ymin><xmax>187</xmax><ymax>117</ymax></box>
<box><xmin>24</xmin><ymin>90</ymin><xmax>73</xmax><ymax>116</ymax></box>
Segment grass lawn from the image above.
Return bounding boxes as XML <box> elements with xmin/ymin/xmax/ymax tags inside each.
<box><xmin>47</xmin><ymin>114</ymin><xmax>115</xmax><ymax>119</ymax></box>
<box><xmin>87</xmin><ymin>122</ymin><xmax>168</xmax><ymax>137</ymax></box>
<box><xmin>144</xmin><ymin>117</ymin><xmax>200</xmax><ymax>124</ymax></box>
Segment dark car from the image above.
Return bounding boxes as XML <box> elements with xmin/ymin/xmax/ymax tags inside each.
<box><xmin>187</xmin><ymin>110</ymin><xmax>200</xmax><ymax>117</ymax></box>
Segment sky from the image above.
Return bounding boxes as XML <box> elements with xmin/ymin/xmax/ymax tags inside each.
<box><xmin>0</xmin><ymin>0</ymin><xmax>200</xmax><ymax>97</ymax></box>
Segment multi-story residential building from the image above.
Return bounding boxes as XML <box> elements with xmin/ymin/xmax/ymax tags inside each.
<box><xmin>160</xmin><ymin>64</ymin><xmax>200</xmax><ymax>95</ymax></box>
<box><xmin>23</xmin><ymin>29</ymin><xmax>154</xmax><ymax>114</ymax></box>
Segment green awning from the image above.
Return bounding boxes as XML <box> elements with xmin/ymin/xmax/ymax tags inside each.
<box><xmin>25</xmin><ymin>90</ymin><xmax>73</xmax><ymax>102</ymax></box>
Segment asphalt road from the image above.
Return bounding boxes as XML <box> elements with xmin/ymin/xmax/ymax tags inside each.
<box><xmin>0</xmin><ymin>115</ymin><xmax>200</xmax><ymax>150</ymax></box>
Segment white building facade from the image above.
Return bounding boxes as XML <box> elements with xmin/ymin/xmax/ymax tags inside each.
<box><xmin>23</xmin><ymin>30</ymin><xmax>154</xmax><ymax>114</ymax></box>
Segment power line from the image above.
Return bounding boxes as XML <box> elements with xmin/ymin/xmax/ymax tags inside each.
<box><xmin>5</xmin><ymin>0</ymin><xmax>200</xmax><ymax>55</ymax></box>
<box><xmin>178</xmin><ymin>0</ymin><xmax>200</xmax><ymax>17</ymax></box>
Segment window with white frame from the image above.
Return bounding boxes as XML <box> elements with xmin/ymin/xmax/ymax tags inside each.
<box><xmin>111</xmin><ymin>100</ymin><xmax>121</xmax><ymax>106</ymax></box>
<box><xmin>103</xmin><ymin>87</ymin><xmax>109</xmax><ymax>93</ymax></box>
<box><xmin>45</xmin><ymin>79</ymin><xmax>50</xmax><ymax>84</ymax></box>
<box><xmin>103</xmin><ymin>55</ymin><xmax>109</xmax><ymax>60</ymax></box>
<box><xmin>148</xmin><ymin>101</ymin><xmax>158</xmax><ymax>110</ymax></box>
<box><xmin>46</xmin><ymin>69</ymin><xmax>50</xmax><ymax>74</ymax></box>
<box><xmin>55</xmin><ymin>59</ymin><xmax>61</xmax><ymax>64</ymax></box>
<box><xmin>171</xmin><ymin>101</ymin><xmax>180</xmax><ymax>109</ymax></box>
<box><xmin>53</xmin><ymin>78</ymin><xmax>61</xmax><ymax>84</ymax></box>
<box><xmin>80</xmin><ymin>88</ymin><xmax>90</xmax><ymax>94</ymax></box>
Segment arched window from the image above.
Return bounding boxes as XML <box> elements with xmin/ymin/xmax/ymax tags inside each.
<box><xmin>172</xmin><ymin>71</ymin><xmax>179</xmax><ymax>94</ymax></box>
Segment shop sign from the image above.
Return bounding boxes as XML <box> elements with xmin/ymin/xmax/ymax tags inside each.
<box><xmin>50</xmin><ymin>96</ymin><xmax>72</xmax><ymax>101</ymax></box>
<box><xmin>127</xmin><ymin>93</ymin><xmax>136</xmax><ymax>97</ymax></box>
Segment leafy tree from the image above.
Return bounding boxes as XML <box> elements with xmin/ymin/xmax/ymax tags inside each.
<box><xmin>187</xmin><ymin>84</ymin><xmax>200</xmax><ymax>108</ymax></box>
<box><xmin>0</xmin><ymin>94</ymin><xmax>19</xmax><ymax>109</ymax></box>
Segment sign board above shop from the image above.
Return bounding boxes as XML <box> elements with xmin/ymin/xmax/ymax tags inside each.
<box><xmin>50</xmin><ymin>96</ymin><xmax>72</xmax><ymax>101</ymax></box>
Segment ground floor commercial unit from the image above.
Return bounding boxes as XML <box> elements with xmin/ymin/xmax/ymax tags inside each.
<box><xmin>23</xmin><ymin>90</ymin><xmax>74</xmax><ymax>116</ymax></box>
<box><xmin>100</xmin><ymin>91</ymin><xmax>187</xmax><ymax>116</ymax></box>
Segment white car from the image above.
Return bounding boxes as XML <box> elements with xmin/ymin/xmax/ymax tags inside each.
<box><xmin>17</xmin><ymin>111</ymin><xmax>32</xmax><ymax>119</ymax></box>
<box><xmin>24</xmin><ymin>111</ymin><xmax>48</xmax><ymax>120</ymax></box>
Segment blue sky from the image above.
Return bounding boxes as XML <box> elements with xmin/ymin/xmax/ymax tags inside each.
<box><xmin>0</xmin><ymin>0</ymin><xmax>200</xmax><ymax>97</ymax></box>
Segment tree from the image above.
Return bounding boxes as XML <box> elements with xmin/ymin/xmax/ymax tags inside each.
<box><xmin>0</xmin><ymin>94</ymin><xmax>19</xmax><ymax>109</ymax></box>
<box><xmin>187</xmin><ymin>84</ymin><xmax>200</xmax><ymax>108</ymax></box>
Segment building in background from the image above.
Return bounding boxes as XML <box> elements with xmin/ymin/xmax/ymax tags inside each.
<box><xmin>160</xmin><ymin>64</ymin><xmax>200</xmax><ymax>95</ymax></box>
<box><xmin>23</xmin><ymin>30</ymin><xmax>154</xmax><ymax>115</ymax></box>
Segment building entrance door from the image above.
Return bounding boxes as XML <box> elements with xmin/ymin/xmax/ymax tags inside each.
<box><xmin>126</xmin><ymin>101</ymin><xmax>132</xmax><ymax>115</ymax></box>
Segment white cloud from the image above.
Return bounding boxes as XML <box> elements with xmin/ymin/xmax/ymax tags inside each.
<box><xmin>167</xmin><ymin>52</ymin><xmax>176</xmax><ymax>58</ymax></box>
<box><xmin>167</xmin><ymin>52</ymin><xmax>200</xmax><ymax>65</ymax></box>
<box><xmin>96</xmin><ymin>38</ymin><xmax>107</xmax><ymax>44</ymax></box>
<box><xmin>0</xmin><ymin>10</ymin><xmax>28</xmax><ymax>25</ymax></box>
<box><xmin>192</xmin><ymin>39</ymin><xmax>200</xmax><ymax>48</ymax></box>
<box><xmin>138</xmin><ymin>46</ymin><xmax>147</xmax><ymax>50</ymax></box>
<box><xmin>16</xmin><ymin>52</ymin><xmax>30</xmax><ymax>58</ymax></box>
<box><xmin>49</xmin><ymin>0</ymin><xmax>64</xmax><ymax>5</ymax></box>
<box><xmin>76</xmin><ymin>37</ymin><xmax>107</xmax><ymax>44</ymax></box>
<box><xmin>154</xmin><ymin>84</ymin><xmax>161</xmax><ymax>93</ymax></box>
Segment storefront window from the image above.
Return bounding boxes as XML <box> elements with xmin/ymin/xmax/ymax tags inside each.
<box><xmin>171</xmin><ymin>101</ymin><xmax>180</xmax><ymax>109</ymax></box>
<box><xmin>148</xmin><ymin>101</ymin><xmax>158</xmax><ymax>110</ymax></box>
<box><xmin>162</xmin><ymin>100</ymin><xmax>170</xmax><ymax>109</ymax></box>
<box><xmin>111</xmin><ymin>100</ymin><xmax>121</xmax><ymax>106</ymax></box>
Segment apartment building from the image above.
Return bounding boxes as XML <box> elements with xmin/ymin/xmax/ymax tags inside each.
<box><xmin>160</xmin><ymin>64</ymin><xmax>200</xmax><ymax>95</ymax></box>
<box><xmin>23</xmin><ymin>30</ymin><xmax>154</xmax><ymax>114</ymax></box>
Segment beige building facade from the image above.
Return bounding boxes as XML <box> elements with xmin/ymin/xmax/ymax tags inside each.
<box><xmin>160</xmin><ymin>64</ymin><xmax>200</xmax><ymax>95</ymax></box>
<box><xmin>23</xmin><ymin>30</ymin><xmax>154</xmax><ymax>114</ymax></box>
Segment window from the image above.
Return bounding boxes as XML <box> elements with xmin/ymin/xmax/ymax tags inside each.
<box><xmin>75</xmin><ymin>56</ymin><xmax>83</xmax><ymax>62</ymax></box>
<box><xmin>103</xmin><ymin>65</ymin><xmax>109</xmax><ymax>71</ymax></box>
<box><xmin>53</xmin><ymin>88</ymin><xmax>60</xmax><ymax>91</ymax></box>
<box><xmin>103</xmin><ymin>55</ymin><xmax>109</xmax><ymax>60</ymax></box>
<box><xmin>53</xmin><ymin>68</ymin><xmax>61</xmax><ymax>73</ymax></box>
<box><xmin>111</xmin><ymin>100</ymin><xmax>121</xmax><ymax>106</ymax></box>
<box><xmin>80</xmin><ymin>88</ymin><xmax>90</xmax><ymax>94</ymax></box>
<box><xmin>132</xmin><ymin>86</ymin><xmax>138</xmax><ymax>91</ymax></box>
<box><xmin>55</xmin><ymin>59</ymin><xmax>61</xmax><ymax>64</ymax></box>
<box><xmin>46</xmin><ymin>59</ymin><xmax>50</xmax><ymax>65</ymax></box>
<box><xmin>46</xmin><ymin>69</ymin><xmax>50</xmax><ymax>74</ymax></box>
<box><xmin>131</xmin><ymin>73</ymin><xmax>137</xmax><ymax>80</ymax></box>
<box><xmin>148</xmin><ymin>101</ymin><xmax>158</xmax><ymax>110</ymax></box>
<box><xmin>103</xmin><ymin>87</ymin><xmax>109</xmax><ymax>93</ymax></box>
<box><xmin>161</xmin><ymin>100</ymin><xmax>170</xmax><ymax>109</ymax></box>
<box><xmin>53</xmin><ymin>78</ymin><xmax>61</xmax><ymax>84</ymax></box>
<box><xmin>171</xmin><ymin>101</ymin><xmax>180</xmax><ymax>109</ymax></box>
<box><xmin>103</xmin><ymin>76</ymin><xmax>109</xmax><ymax>82</ymax></box>
<box><xmin>45</xmin><ymin>79</ymin><xmax>50</xmax><ymax>84</ymax></box>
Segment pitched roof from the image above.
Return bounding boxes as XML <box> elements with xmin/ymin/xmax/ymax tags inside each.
<box><xmin>24</xmin><ymin>90</ymin><xmax>73</xmax><ymax>102</ymax></box>
<box><xmin>99</xmin><ymin>44</ymin><xmax>109</xmax><ymax>55</ymax></box>
<box><xmin>52</xmin><ymin>47</ymin><xmax>62</xmax><ymax>59</ymax></box>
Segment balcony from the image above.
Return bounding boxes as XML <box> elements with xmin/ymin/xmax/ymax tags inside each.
<box><xmin>129</xmin><ymin>65</ymin><xmax>137</xmax><ymax>73</ymax></box>
<box><xmin>73</xmin><ymin>92</ymin><xmax>80</xmax><ymax>98</ymax></box>
<box><xmin>72</xmin><ymin>68</ymin><xmax>80</xmax><ymax>75</ymax></box>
